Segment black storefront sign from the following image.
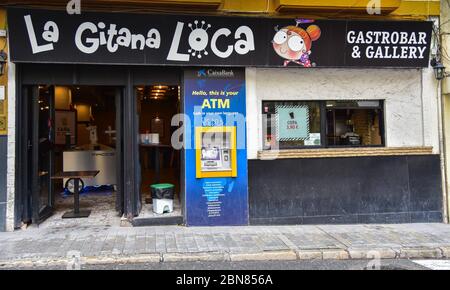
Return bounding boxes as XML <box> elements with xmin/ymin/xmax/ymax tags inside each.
<box><xmin>8</xmin><ymin>8</ymin><xmax>433</xmax><ymax>68</ymax></box>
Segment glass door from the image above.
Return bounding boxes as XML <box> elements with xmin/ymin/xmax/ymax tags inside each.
<box><xmin>31</xmin><ymin>85</ymin><xmax>55</xmax><ymax>224</ymax></box>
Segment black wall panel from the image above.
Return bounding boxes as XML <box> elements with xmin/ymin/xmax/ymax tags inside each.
<box><xmin>20</xmin><ymin>64</ymin><xmax>181</xmax><ymax>86</ymax></box>
<box><xmin>248</xmin><ymin>155</ymin><xmax>443</xmax><ymax>225</ymax></box>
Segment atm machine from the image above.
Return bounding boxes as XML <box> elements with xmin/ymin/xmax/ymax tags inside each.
<box><xmin>195</xmin><ymin>126</ymin><xmax>237</xmax><ymax>178</ymax></box>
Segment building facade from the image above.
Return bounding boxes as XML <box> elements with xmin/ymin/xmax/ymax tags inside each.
<box><xmin>0</xmin><ymin>0</ymin><xmax>446</xmax><ymax>231</ymax></box>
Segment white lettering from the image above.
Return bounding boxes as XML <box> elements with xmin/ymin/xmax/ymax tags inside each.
<box><xmin>356</xmin><ymin>32</ymin><xmax>365</xmax><ymax>44</ymax></box>
<box><xmin>211</xmin><ymin>28</ymin><xmax>233</xmax><ymax>58</ymax></box>
<box><xmin>117</xmin><ymin>28</ymin><xmax>131</xmax><ymax>47</ymax></box>
<box><xmin>418</xmin><ymin>32</ymin><xmax>427</xmax><ymax>45</ymax></box>
<box><xmin>234</xmin><ymin>26</ymin><xmax>255</xmax><ymax>55</ymax></box>
<box><xmin>381</xmin><ymin>31</ymin><xmax>390</xmax><ymax>44</ymax></box>
<box><xmin>400</xmin><ymin>32</ymin><xmax>408</xmax><ymax>44</ymax></box>
<box><xmin>131</xmin><ymin>34</ymin><xmax>145</xmax><ymax>50</ymax></box>
<box><xmin>409</xmin><ymin>33</ymin><xmax>417</xmax><ymax>44</ymax></box>
<box><xmin>167</xmin><ymin>22</ymin><xmax>190</xmax><ymax>61</ymax></box>
<box><xmin>42</xmin><ymin>21</ymin><xmax>59</xmax><ymax>43</ymax></box>
<box><xmin>347</xmin><ymin>31</ymin><xmax>356</xmax><ymax>44</ymax></box>
<box><xmin>24</xmin><ymin>15</ymin><xmax>55</xmax><ymax>54</ymax></box>
<box><xmin>390</xmin><ymin>32</ymin><xmax>399</xmax><ymax>44</ymax></box>
<box><xmin>106</xmin><ymin>24</ymin><xmax>118</xmax><ymax>52</ymax></box>
<box><xmin>146</xmin><ymin>28</ymin><xmax>161</xmax><ymax>49</ymax></box>
<box><xmin>417</xmin><ymin>46</ymin><xmax>426</xmax><ymax>58</ymax></box>
<box><xmin>75</xmin><ymin>22</ymin><xmax>99</xmax><ymax>54</ymax></box>
<box><xmin>366</xmin><ymin>46</ymin><xmax>374</xmax><ymax>58</ymax></box>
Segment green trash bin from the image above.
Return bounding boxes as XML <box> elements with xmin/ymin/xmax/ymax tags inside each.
<box><xmin>150</xmin><ymin>183</ymin><xmax>175</xmax><ymax>199</ymax></box>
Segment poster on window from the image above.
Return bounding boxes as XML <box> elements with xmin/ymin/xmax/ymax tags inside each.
<box><xmin>55</xmin><ymin>110</ymin><xmax>76</xmax><ymax>145</ymax></box>
<box><xmin>276</xmin><ymin>105</ymin><xmax>309</xmax><ymax>141</ymax></box>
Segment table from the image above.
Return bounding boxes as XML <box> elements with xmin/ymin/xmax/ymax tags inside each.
<box><xmin>140</xmin><ymin>144</ymin><xmax>172</xmax><ymax>183</ymax></box>
<box><xmin>51</xmin><ymin>170</ymin><xmax>100</xmax><ymax>218</ymax></box>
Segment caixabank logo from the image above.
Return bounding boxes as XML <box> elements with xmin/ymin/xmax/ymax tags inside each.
<box><xmin>196</xmin><ymin>69</ymin><xmax>235</xmax><ymax>78</ymax></box>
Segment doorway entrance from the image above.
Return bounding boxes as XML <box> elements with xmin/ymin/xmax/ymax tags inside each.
<box><xmin>133</xmin><ymin>85</ymin><xmax>183</xmax><ymax>226</ymax></box>
<box><xmin>21</xmin><ymin>85</ymin><xmax>124</xmax><ymax>227</ymax></box>
<box><xmin>15</xmin><ymin>64</ymin><xmax>183</xmax><ymax>229</ymax></box>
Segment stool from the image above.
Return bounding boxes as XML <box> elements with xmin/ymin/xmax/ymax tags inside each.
<box><xmin>151</xmin><ymin>183</ymin><xmax>175</xmax><ymax>214</ymax></box>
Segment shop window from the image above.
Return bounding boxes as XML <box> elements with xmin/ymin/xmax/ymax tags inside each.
<box><xmin>262</xmin><ymin>101</ymin><xmax>322</xmax><ymax>149</ymax></box>
<box><xmin>262</xmin><ymin>100</ymin><xmax>384</xmax><ymax>150</ymax></box>
<box><xmin>326</xmin><ymin>101</ymin><xmax>384</xmax><ymax>147</ymax></box>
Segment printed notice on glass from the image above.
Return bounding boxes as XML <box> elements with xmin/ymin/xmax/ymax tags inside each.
<box><xmin>0</xmin><ymin>86</ymin><xmax>5</xmax><ymax>101</ymax></box>
<box><xmin>304</xmin><ymin>133</ymin><xmax>321</xmax><ymax>146</ymax></box>
<box><xmin>275</xmin><ymin>105</ymin><xmax>310</xmax><ymax>141</ymax></box>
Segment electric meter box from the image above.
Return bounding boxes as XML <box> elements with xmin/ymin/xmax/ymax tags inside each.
<box><xmin>195</xmin><ymin>126</ymin><xmax>237</xmax><ymax>178</ymax></box>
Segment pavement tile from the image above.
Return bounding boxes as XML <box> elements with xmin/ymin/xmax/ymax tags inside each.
<box><xmin>2</xmin><ymin>223</ymin><xmax>450</xmax><ymax>264</ymax></box>
<box><xmin>155</xmin><ymin>232</ymin><xmax>166</xmax><ymax>253</ymax></box>
<box><xmin>165</xmin><ymin>233</ymin><xmax>178</xmax><ymax>253</ymax></box>
<box><xmin>145</xmin><ymin>232</ymin><xmax>157</xmax><ymax>253</ymax></box>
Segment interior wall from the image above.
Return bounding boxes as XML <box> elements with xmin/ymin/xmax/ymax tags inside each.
<box><xmin>55</xmin><ymin>86</ymin><xmax>71</xmax><ymax>110</ymax></box>
<box><xmin>139</xmin><ymin>99</ymin><xmax>178</xmax><ymax>145</ymax></box>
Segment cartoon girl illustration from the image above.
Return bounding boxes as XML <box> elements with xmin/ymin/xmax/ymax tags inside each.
<box><xmin>272</xmin><ymin>19</ymin><xmax>321</xmax><ymax>67</ymax></box>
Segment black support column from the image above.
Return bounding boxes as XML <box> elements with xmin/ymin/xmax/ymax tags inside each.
<box><xmin>122</xmin><ymin>70</ymin><xmax>141</xmax><ymax>218</ymax></box>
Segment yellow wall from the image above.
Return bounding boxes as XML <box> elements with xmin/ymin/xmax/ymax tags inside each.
<box><xmin>0</xmin><ymin>9</ymin><xmax>7</xmax><ymax>136</ymax></box>
<box><xmin>2</xmin><ymin>0</ymin><xmax>440</xmax><ymax>18</ymax></box>
<box><xmin>55</xmin><ymin>86</ymin><xmax>72</xmax><ymax>110</ymax></box>
<box><xmin>392</xmin><ymin>0</ymin><xmax>440</xmax><ymax>16</ymax></box>
<box><xmin>221</xmin><ymin>0</ymin><xmax>439</xmax><ymax>18</ymax></box>
<box><xmin>441</xmin><ymin>0</ymin><xmax>450</xmax><ymax>223</ymax></box>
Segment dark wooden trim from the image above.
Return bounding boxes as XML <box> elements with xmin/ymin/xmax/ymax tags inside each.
<box><xmin>115</xmin><ymin>87</ymin><xmax>124</xmax><ymax>214</ymax></box>
<box><xmin>31</xmin><ymin>85</ymin><xmax>39</xmax><ymax>225</ymax></box>
<box><xmin>49</xmin><ymin>85</ymin><xmax>56</xmax><ymax>209</ymax></box>
<box><xmin>14</xmin><ymin>65</ymin><xmax>27</xmax><ymax>227</ymax></box>
<box><xmin>123</xmin><ymin>69</ymin><xmax>140</xmax><ymax>218</ymax></box>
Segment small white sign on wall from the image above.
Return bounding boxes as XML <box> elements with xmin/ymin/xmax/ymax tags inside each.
<box><xmin>0</xmin><ymin>85</ymin><xmax>5</xmax><ymax>100</ymax></box>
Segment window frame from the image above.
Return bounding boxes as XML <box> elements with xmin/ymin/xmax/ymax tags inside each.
<box><xmin>261</xmin><ymin>100</ymin><xmax>385</xmax><ymax>150</ymax></box>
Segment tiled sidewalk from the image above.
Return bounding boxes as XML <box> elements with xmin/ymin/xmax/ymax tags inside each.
<box><xmin>0</xmin><ymin>223</ymin><xmax>450</xmax><ymax>267</ymax></box>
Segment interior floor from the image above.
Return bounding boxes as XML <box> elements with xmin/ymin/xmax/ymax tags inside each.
<box><xmin>38</xmin><ymin>190</ymin><xmax>121</xmax><ymax>229</ymax></box>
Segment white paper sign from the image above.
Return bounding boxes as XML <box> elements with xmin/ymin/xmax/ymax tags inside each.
<box><xmin>0</xmin><ymin>86</ymin><xmax>5</xmax><ymax>100</ymax></box>
<box><xmin>304</xmin><ymin>133</ymin><xmax>321</xmax><ymax>146</ymax></box>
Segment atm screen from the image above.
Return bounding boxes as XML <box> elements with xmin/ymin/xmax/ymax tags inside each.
<box><xmin>201</xmin><ymin>147</ymin><xmax>220</xmax><ymax>161</ymax></box>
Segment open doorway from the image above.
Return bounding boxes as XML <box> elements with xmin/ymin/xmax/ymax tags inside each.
<box><xmin>28</xmin><ymin>85</ymin><xmax>123</xmax><ymax>228</ymax></box>
<box><xmin>135</xmin><ymin>85</ymin><xmax>183</xmax><ymax>225</ymax></box>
